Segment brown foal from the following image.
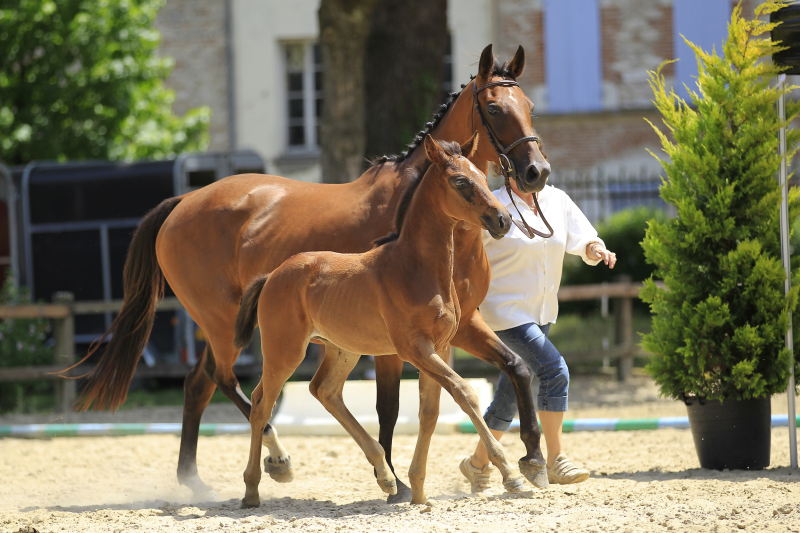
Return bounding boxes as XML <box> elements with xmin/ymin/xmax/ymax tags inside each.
<box><xmin>234</xmin><ymin>135</ymin><xmax>523</xmax><ymax>507</ymax></box>
<box><xmin>73</xmin><ymin>44</ymin><xmax>549</xmax><ymax>502</ymax></box>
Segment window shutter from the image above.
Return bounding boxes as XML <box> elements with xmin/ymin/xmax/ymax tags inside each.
<box><xmin>544</xmin><ymin>0</ymin><xmax>602</xmax><ymax>113</ymax></box>
<box><xmin>673</xmin><ymin>0</ymin><xmax>729</xmax><ymax>101</ymax></box>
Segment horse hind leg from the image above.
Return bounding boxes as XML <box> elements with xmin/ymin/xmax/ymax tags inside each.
<box><xmin>205</xmin><ymin>330</ymin><xmax>294</xmax><ymax>483</ymax></box>
<box><xmin>374</xmin><ymin>353</ymin><xmax>412</xmax><ymax>503</ymax></box>
<box><xmin>177</xmin><ymin>344</ymin><xmax>219</xmax><ymax>501</ymax></box>
<box><xmin>310</xmin><ymin>346</ymin><xmax>397</xmax><ymax>495</ymax></box>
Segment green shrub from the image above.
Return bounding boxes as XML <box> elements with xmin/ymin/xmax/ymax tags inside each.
<box><xmin>0</xmin><ymin>276</ymin><xmax>53</xmax><ymax>412</ymax></box>
<box><xmin>641</xmin><ymin>0</ymin><xmax>800</xmax><ymax>401</ymax></box>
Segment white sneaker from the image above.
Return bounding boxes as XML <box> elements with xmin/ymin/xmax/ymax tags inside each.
<box><xmin>547</xmin><ymin>453</ymin><xmax>590</xmax><ymax>484</ymax></box>
<box><xmin>459</xmin><ymin>456</ymin><xmax>497</xmax><ymax>495</ymax></box>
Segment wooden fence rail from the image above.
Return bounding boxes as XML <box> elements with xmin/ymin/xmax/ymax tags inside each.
<box><xmin>0</xmin><ymin>281</ymin><xmax>651</xmax><ymax>411</ymax></box>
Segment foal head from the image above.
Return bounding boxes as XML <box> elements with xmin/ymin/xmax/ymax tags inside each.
<box><xmin>424</xmin><ymin>134</ymin><xmax>511</xmax><ymax>240</ymax></box>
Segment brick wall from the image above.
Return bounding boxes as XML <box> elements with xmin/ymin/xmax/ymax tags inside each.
<box><xmin>155</xmin><ymin>0</ymin><xmax>231</xmax><ymax>151</ymax></box>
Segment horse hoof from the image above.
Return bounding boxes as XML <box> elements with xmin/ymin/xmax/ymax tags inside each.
<box><xmin>264</xmin><ymin>456</ymin><xmax>294</xmax><ymax>483</ymax></box>
<box><xmin>386</xmin><ymin>484</ymin><xmax>412</xmax><ymax>504</ymax></box>
<box><xmin>378</xmin><ymin>476</ymin><xmax>398</xmax><ymax>495</ymax></box>
<box><xmin>241</xmin><ymin>497</ymin><xmax>260</xmax><ymax>509</ymax></box>
<box><xmin>192</xmin><ymin>489</ymin><xmax>219</xmax><ymax>503</ymax></box>
<box><xmin>519</xmin><ymin>458</ymin><xmax>549</xmax><ymax>489</ymax></box>
<box><xmin>503</xmin><ymin>475</ymin><xmax>526</xmax><ymax>494</ymax></box>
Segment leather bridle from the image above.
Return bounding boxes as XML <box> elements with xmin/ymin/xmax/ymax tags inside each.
<box><xmin>472</xmin><ymin>79</ymin><xmax>554</xmax><ymax>239</ymax></box>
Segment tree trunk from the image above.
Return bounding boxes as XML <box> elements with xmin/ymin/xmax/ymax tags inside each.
<box><xmin>318</xmin><ymin>0</ymin><xmax>377</xmax><ymax>184</ymax></box>
<box><xmin>364</xmin><ymin>0</ymin><xmax>449</xmax><ymax>159</ymax></box>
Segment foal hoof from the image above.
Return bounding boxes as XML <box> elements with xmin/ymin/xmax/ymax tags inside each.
<box><xmin>241</xmin><ymin>496</ymin><xmax>260</xmax><ymax>509</ymax></box>
<box><xmin>264</xmin><ymin>455</ymin><xmax>294</xmax><ymax>483</ymax></box>
<box><xmin>386</xmin><ymin>482</ymin><xmax>412</xmax><ymax>504</ymax></box>
<box><xmin>503</xmin><ymin>475</ymin><xmax>526</xmax><ymax>494</ymax></box>
<box><xmin>378</xmin><ymin>476</ymin><xmax>398</xmax><ymax>496</ymax></box>
<box><xmin>519</xmin><ymin>458</ymin><xmax>549</xmax><ymax>489</ymax></box>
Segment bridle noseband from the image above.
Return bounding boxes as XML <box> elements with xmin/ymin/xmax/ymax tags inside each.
<box><xmin>472</xmin><ymin>79</ymin><xmax>554</xmax><ymax>239</ymax></box>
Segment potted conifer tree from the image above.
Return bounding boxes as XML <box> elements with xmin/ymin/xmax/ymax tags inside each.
<box><xmin>641</xmin><ymin>0</ymin><xmax>800</xmax><ymax>470</ymax></box>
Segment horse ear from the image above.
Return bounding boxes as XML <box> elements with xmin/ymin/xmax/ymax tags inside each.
<box><xmin>424</xmin><ymin>135</ymin><xmax>448</xmax><ymax>166</ymax></box>
<box><xmin>478</xmin><ymin>44</ymin><xmax>494</xmax><ymax>80</ymax></box>
<box><xmin>461</xmin><ymin>131</ymin><xmax>479</xmax><ymax>160</ymax></box>
<box><xmin>507</xmin><ymin>45</ymin><xmax>525</xmax><ymax>78</ymax></box>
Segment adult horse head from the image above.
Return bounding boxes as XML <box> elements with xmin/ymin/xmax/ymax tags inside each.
<box><xmin>470</xmin><ymin>44</ymin><xmax>550</xmax><ymax>194</ymax></box>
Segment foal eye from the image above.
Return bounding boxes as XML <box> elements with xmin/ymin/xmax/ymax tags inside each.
<box><xmin>455</xmin><ymin>178</ymin><xmax>468</xmax><ymax>188</ymax></box>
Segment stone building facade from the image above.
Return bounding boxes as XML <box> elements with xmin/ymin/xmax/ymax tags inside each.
<box><xmin>153</xmin><ymin>0</ymin><xmax>768</xmax><ymax>183</ymax></box>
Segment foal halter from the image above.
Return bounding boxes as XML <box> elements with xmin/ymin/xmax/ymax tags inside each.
<box><xmin>472</xmin><ymin>79</ymin><xmax>554</xmax><ymax>239</ymax></box>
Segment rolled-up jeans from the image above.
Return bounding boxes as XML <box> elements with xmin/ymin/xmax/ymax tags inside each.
<box><xmin>483</xmin><ymin>322</ymin><xmax>569</xmax><ymax>432</ymax></box>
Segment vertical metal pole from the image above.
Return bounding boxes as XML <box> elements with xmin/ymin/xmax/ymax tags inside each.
<box><xmin>778</xmin><ymin>79</ymin><xmax>798</xmax><ymax>468</ymax></box>
<box><xmin>99</xmin><ymin>224</ymin><xmax>112</xmax><ymax>329</ymax></box>
<box><xmin>53</xmin><ymin>291</ymin><xmax>75</xmax><ymax>413</ymax></box>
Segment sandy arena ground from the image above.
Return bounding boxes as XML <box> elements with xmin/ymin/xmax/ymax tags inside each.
<box><xmin>0</xmin><ymin>376</ymin><xmax>798</xmax><ymax>533</ymax></box>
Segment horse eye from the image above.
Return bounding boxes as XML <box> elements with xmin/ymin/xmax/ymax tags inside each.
<box><xmin>487</xmin><ymin>104</ymin><xmax>500</xmax><ymax>115</ymax></box>
<box><xmin>456</xmin><ymin>178</ymin><xmax>468</xmax><ymax>188</ymax></box>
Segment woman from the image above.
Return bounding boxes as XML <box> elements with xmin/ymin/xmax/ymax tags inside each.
<box><xmin>460</xmin><ymin>175</ymin><xmax>617</xmax><ymax>494</ymax></box>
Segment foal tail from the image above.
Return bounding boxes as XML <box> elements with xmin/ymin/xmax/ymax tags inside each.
<box><xmin>233</xmin><ymin>274</ymin><xmax>270</xmax><ymax>349</ymax></box>
<box><xmin>71</xmin><ymin>197</ymin><xmax>182</xmax><ymax>412</ymax></box>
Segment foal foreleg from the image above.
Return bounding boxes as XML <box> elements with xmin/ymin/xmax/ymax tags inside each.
<box><xmin>408</xmin><ymin>370</ymin><xmax>441</xmax><ymax>504</ymax></box>
<box><xmin>310</xmin><ymin>347</ymin><xmax>397</xmax><ymax>495</ymax></box>
<box><xmin>406</xmin><ymin>344</ymin><xmax>525</xmax><ymax>494</ymax></box>
<box><xmin>452</xmin><ymin>311</ymin><xmax>547</xmax><ymax>488</ymax></box>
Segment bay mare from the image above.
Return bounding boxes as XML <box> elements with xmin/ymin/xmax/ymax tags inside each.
<box><xmin>72</xmin><ymin>44</ymin><xmax>551</xmax><ymax>501</ymax></box>
<box><xmin>233</xmin><ymin>135</ymin><xmax>524</xmax><ymax>507</ymax></box>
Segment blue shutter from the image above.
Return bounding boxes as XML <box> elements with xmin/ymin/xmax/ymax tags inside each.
<box><xmin>544</xmin><ymin>0</ymin><xmax>602</xmax><ymax>113</ymax></box>
<box><xmin>673</xmin><ymin>0</ymin><xmax>729</xmax><ymax>101</ymax></box>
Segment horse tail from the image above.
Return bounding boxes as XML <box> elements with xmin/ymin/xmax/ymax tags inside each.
<box><xmin>72</xmin><ymin>197</ymin><xmax>182</xmax><ymax>412</ymax></box>
<box><xmin>234</xmin><ymin>274</ymin><xmax>270</xmax><ymax>349</ymax></box>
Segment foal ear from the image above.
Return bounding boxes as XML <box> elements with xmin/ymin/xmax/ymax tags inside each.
<box><xmin>460</xmin><ymin>131</ymin><xmax>479</xmax><ymax>160</ymax></box>
<box><xmin>507</xmin><ymin>45</ymin><xmax>525</xmax><ymax>79</ymax></box>
<box><xmin>424</xmin><ymin>135</ymin><xmax>448</xmax><ymax>167</ymax></box>
<box><xmin>478</xmin><ymin>44</ymin><xmax>494</xmax><ymax>80</ymax></box>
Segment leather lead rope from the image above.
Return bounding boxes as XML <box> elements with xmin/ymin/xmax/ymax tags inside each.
<box><xmin>472</xmin><ymin>79</ymin><xmax>554</xmax><ymax>239</ymax></box>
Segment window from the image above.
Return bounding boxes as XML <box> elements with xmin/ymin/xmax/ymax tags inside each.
<box><xmin>284</xmin><ymin>42</ymin><xmax>322</xmax><ymax>152</ymax></box>
<box><xmin>543</xmin><ymin>0</ymin><xmax>602</xmax><ymax>113</ymax></box>
<box><xmin>672</xmin><ymin>0</ymin><xmax>729</xmax><ymax>101</ymax></box>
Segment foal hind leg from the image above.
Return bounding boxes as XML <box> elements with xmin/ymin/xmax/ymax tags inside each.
<box><xmin>310</xmin><ymin>346</ymin><xmax>397</xmax><ymax>495</ymax></box>
<box><xmin>452</xmin><ymin>310</ymin><xmax>547</xmax><ymax>488</ymax></box>
<box><xmin>407</xmin><ymin>369</ymin><xmax>442</xmax><ymax>504</ymax></box>
<box><xmin>401</xmin><ymin>339</ymin><xmax>525</xmax><ymax>494</ymax></box>
<box><xmin>205</xmin><ymin>332</ymin><xmax>293</xmax><ymax>482</ymax></box>
<box><xmin>177</xmin><ymin>345</ymin><xmax>219</xmax><ymax>500</ymax></box>
<box><xmin>374</xmin><ymin>353</ymin><xmax>412</xmax><ymax>503</ymax></box>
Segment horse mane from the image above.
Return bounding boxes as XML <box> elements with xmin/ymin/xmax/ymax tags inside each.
<box><xmin>368</xmin><ymin>60</ymin><xmax>516</xmax><ymax>167</ymax></box>
<box><xmin>372</xmin><ymin>141</ymin><xmax>463</xmax><ymax>247</ymax></box>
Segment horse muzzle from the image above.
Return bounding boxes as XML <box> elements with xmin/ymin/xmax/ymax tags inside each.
<box><xmin>482</xmin><ymin>208</ymin><xmax>512</xmax><ymax>239</ymax></box>
<box><xmin>516</xmin><ymin>161</ymin><xmax>550</xmax><ymax>194</ymax></box>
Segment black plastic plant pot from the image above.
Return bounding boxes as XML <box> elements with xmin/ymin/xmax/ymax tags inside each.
<box><xmin>685</xmin><ymin>396</ymin><xmax>771</xmax><ymax>470</ymax></box>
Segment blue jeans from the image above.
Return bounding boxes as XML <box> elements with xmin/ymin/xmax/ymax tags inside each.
<box><xmin>483</xmin><ymin>322</ymin><xmax>569</xmax><ymax>432</ymax></box>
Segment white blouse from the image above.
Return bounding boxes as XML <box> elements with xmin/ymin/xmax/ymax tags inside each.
<box><xmin>480</xmin><ymin>185</ymin><xmax>603</xmax><ymax>331</ymax></box>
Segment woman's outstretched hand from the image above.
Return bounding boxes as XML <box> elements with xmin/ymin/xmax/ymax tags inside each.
<box><xmin>587</xmin><ymin>243</ymin><xmax>617</xmax><ymax>268</ymax></box>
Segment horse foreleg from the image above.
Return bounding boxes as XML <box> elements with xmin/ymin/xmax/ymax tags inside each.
<box><xmin>374</xmin><ymin>353</ymin><xmax>412</xmax><ymax>503</ymax></box>
<box><xmin>451</xmin><ymin>310</ymin><xmax>548</xmax><ymax>488</ymax></box>
<box><xmin>401</xmin><ymin>339</ymin><xmax>525</xmax><ymax>495</ymax></box>
<box><xmin>310</xmin><ymin>346</ymin><xmax>397</xmax><ymax>496</ymax></box>
<box><xmin>177</xmin><ymin>345</ymin><xmax>219</xmax><ymax>500</ymax></box>
<box><xmin>407</xmin><ymin>369</ymin><xmax>442</xmax><ymax>504</ymax></box>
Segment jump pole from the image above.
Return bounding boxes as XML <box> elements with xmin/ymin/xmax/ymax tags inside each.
<box><xmin>777</xmin><ymin>74</ymin><xmax>798</xmax><ymax>469</ymax></box>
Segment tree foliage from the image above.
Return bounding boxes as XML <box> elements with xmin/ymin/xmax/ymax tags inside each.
<box><xmin>0</xmin><ymin>0</ymin><xmax>209</xmax><ymax>165</ymax></box>
<box><xmin>641</xmin><ymin>0</ymin><xmax>800</xmax><ymax>400</ymax></box>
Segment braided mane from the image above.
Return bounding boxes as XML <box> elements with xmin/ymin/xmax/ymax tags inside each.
<box><xmin>368</xmin><ymin>60</ymin><xmax>516</xmax><ymax>166</ymax></box>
